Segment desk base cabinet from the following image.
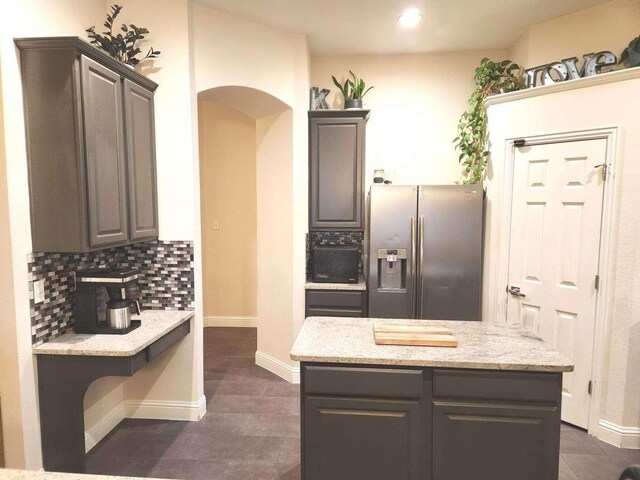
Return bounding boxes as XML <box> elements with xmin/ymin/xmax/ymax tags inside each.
<box><xmin>300</xmin><ymin>364</ymin><xmax>562</xmax><ymax>480</ymax></box>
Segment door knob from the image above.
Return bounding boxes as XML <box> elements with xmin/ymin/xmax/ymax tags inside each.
<box><xmin>507</xmin><ymin>286</ymin><xmax>526</xmax><ymax>297</ymax></box>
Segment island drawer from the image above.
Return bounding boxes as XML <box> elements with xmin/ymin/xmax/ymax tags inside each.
<box><xmin>433</xmin><ymin>369</ymin><xmax>562</xmax><ymax>403</ymax></box>
<box><xmin>304</xmin><ymin>365</ymin><xmax>423</xmax><ymax>398</ymax></box>
<box><xmin>147</xmin><ymin>320</ymin><xmax>191</xmax><ymax>361</ymax></box>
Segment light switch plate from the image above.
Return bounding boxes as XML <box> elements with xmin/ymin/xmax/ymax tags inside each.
<box><xmin>34</xmin><ymin>278</ymin><xmax>45</xmax><ymax>304</ymax></box>
<box><xmin>212</xmin><ymin>220</ymin><xmax>220</xmax><ymax>230</ymax></box>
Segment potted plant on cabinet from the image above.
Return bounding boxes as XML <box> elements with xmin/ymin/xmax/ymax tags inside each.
<box><xmin>86</xmin><ymin>4</ymin><xmax>161</xmax><ymax>67</ymax></box>
<box><xmin>619</xmin><ymin>34</ymin><xmax>640</xmax><ymax>68</ymax></box>
<box><xmin>332</xmin><ymin>71</ymin><xmax>374</xmax><ymax>109</ymax></box>
<box><xmin>453</xmin><ymin>58</ymin><xmax>522</xmax><ymax>185</ymax></box>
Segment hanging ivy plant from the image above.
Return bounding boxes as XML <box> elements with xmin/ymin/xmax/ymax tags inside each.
<box><xmin>454</xmin><ymin>58</ymin><xmax>522</xmax><ymax>185</ymax></box>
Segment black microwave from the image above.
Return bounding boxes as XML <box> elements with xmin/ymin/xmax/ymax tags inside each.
<box><xmin>312</xmin><ymin>246</ymin><xmax>359</xmax><ymax>283</ymax></box>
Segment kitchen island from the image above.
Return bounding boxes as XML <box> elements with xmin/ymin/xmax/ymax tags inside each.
<box><xmin>291</xmin><ymin>317</ymin><xmax>573</xmax><ymax>480</ymax></box>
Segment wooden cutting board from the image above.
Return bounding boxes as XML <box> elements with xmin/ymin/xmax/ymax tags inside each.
<box><xmin>373</xmin><ymin>322</ymin><xmax>458</xmax><ymax>347</ymax></box>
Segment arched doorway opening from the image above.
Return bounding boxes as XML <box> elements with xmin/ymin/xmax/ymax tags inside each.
<box><xmin>197</xmin><ymin>86</ymin><xmax>295</xmax><ymax>380</ymax></box>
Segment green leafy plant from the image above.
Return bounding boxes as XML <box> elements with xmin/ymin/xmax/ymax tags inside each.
<box><xmin>454</xmin><ymin>58</ymin><xmax>522</xmax><ymax>185</ymax></box>
<box><xmin>619</xmin><ymin>35</ymin><xmax>640</xmax><ymax>67</ymax></box>
<box><xmin>86</xmin><ymin>4</ymin><xmax>160</xmax><ymax>67</ymax></box>
<box><xmin>331</xmin><ymin>70</ymin><xmax>374</xmax><ymax>101</ymax></box>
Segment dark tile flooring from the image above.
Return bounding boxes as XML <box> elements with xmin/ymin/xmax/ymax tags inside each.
<box><xmin>86</xmin><ymin>327</ymin><xmax>640</xmax><ymax>480</ymax></box>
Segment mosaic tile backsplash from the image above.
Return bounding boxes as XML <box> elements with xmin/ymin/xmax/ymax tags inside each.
<box><xmin>28</xmin><ymin>240</ymin><xmax>194</xmax><ymax>346</ymax></box>
<box><xmin>307</xmin><ymin>231</ymin><xmax>365</xmax><ymax>280</ymax></box>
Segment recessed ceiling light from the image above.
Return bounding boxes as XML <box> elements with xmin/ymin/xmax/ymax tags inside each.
<box><xmin>397</xmin><ymin>8</ymin><xmax>423</xmax><ymax>28</ymax></box>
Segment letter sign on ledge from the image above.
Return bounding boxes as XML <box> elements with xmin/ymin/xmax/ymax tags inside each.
<box><xmin>524</xmin><ymin>51</ymin><xmax>618</xmax><ymax>88</ymax></box>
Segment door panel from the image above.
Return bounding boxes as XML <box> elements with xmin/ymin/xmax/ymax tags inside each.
<box><xmin>507</xmin><ymin>139</ymin><xmax>606</xmax><ymax>428</ymax></box>
<box><xmin>123</xmin><ymin>79</ymin><xmax>158</xmax><ymax>240</ymax></box>
<box><xmin>368</xmin><ymin>185</ymin><xmax>418</xmax><ymax>318</ymax></box>
<box><xmin>418</xmin><ymin>185</ymin><xmax>483</xmax><ymax>321</ymax></box>
<box><xmin>433</xmin><ymin>401</ymin><xmax>560</xmax><ymax>480</ymax></box>
<box><xmin>81</xmin><ymin>55</ymin><xmax>128</xmax><ymax>247</ymax></box>
<box><xmin>305</xmin><ymin>396</ymin><xmax>422</xmax><ymax>480</ymax></box>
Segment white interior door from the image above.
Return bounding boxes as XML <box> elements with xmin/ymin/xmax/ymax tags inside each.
<box><xmin>506</xmin><ymin>139</ymin><xmax>606</xmax><ymax>429</ymax></box>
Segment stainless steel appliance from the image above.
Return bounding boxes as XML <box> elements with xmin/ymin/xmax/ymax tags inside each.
<box><xmin>75</xmin><ymin>267</ymin><xmax>142</xmax><ymax>334</ymax></box>
<box><xmin>368</xmin><ymin>185</ymin><xmax>483</xmax><ymax>320</ymax></box>
<box><xmin>312</xmin><ymin>246</ymin><xmax>359</xmax><ymax>283</ymax></box>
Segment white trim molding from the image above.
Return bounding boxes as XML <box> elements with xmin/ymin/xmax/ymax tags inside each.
<box><xmin>204</xmin><ymin>315</ymin><xmax>257</xmax><ymax>328</ymax></box>
<box><xmin>255</xmin><ymin>350</ymin><xmax>300</xmax><ymax>384</ymax></box>
<box><xmin>597</xmin><ymin>420</ymin><xmax>640</xmax><ymax>449</ymax></box>
<box><xmin>486</xmin><ymin>67</ymin><xmax>640</xmax><ymax>107</ymax></box>
<box><xmin>85</xmin><ymin>402</ymin><xmax>125</xmax><ymax>453</ymax></box>
<box><xmin>124</xmin><ymin>395</ymin><xmax>206</xmax><ymax>421</ymax></box>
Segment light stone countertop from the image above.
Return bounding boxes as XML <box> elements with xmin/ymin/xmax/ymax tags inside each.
<box><xmin>305</xmin><ymin>279</ymin><xmax>367</xmax><ymax>291</ymax></box>
<box><xmin>291</xmin><ymin>317</ymin><xmax>574</xmax><ymax>372</ymax></box>
<box><xmin>0</xmin><ymin>469</ymin><xmax>166</xmax><ymax>480</ymax></box>
<box><xmin>33</xmin><ymin>310</ymin><xmax>194</xmax><ymax>357</ymax></box>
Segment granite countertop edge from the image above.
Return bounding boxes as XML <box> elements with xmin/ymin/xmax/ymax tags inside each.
<box><xmin>0</xmin><ymin>469</ymin><xmax>164</xmax><ymax>480</ymax></box>
<box><xmin>290</xmin><ymin>353</ymin><xmax>573</xmax><ymax>372</ymax></box>
<box><xmin>32</xmin><ymin>310</ymin><xmax>195</xmax><ymax>357</ymax></box>
<box><xmin>304</xmin><ymin>280</ymin><xmax>367</xmax><ymax>291</ymax></box>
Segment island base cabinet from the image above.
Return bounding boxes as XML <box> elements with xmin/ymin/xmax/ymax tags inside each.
<box><xmin>304</xmin><ymin>397</ymin><xmax>423</xmax><ymax>480</ymax></box>
<box><xmin>433</xmin><ymin>401</ymin><xmax>560</xmax><ymax>480</ymax></box>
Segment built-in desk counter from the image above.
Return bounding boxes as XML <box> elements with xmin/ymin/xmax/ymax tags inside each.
<box><xmin>34</xmin><ymin>310</ymin><xmax>194</xmax><ymax>474</ymax></box>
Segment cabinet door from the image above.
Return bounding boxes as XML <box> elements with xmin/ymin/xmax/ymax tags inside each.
<box><xmin>81</xmin><ymin>56</ymin><xmax>128</xmax><ymax>247</ymax></box>
<box><xmin>123</xmin><ymin>79</ymin><xmax>159</xmax><ymax>240</ymax></box>
<box><xmin>304</xmin><ymin>396</ymin><xmax>422</xmax><ymax>480</ymax></box>
<box><xmin>309</xmin><ymin>117</ymin><xmax>365</xmax><ymax>230</ymax></box>
<box><xmin>433</xmin><ymin>401</ymin><xmax>560</xmax><ymax>480</ymax></box>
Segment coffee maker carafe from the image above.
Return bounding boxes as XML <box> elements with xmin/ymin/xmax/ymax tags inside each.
<box><xmin>75</xmin><ymin>267</ymin><xmax>142</xmax><ymax>334</ymax></box>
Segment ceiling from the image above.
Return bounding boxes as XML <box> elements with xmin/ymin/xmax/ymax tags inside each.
<box><xmin>194</xmin><ymin>0</ymin><xmax>610</xmax><ymax>56</ymax></box>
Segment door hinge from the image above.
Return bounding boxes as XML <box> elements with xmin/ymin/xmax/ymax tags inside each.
<box><xmin>588</xmin><ymin>380</ymin><xmax>593</xmax><ymax>395</ymax></box>
<box><xmin>595</xmin><ymin>274</ymin><xmax>600</xmax><ymax>290</ymax></box>
<box><xmin>514</xmin><ymin>139</ymin><xmax>526</xmax><ymax>147</ymax></box>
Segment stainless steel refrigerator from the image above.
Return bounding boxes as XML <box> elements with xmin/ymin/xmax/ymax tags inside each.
<box><xmin>367</xmin><ymin>184</ymin><xmax>483</xmax><ymax>320</ymax></box>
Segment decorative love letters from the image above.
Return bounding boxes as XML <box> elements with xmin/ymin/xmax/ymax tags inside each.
<box><xmin>524</xmin><ymin>51</ymin><xmax>617</xmax><ymax>88</ymax></box>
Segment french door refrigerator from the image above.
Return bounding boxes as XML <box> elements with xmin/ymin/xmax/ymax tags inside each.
<box><xmin>367</xmin><ymin>184</ymin><xmax>483</xmax><ymax>320</ymax></box>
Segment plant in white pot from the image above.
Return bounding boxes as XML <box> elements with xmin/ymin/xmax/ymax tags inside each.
<box><xmin>86</xmin><ymin>4</ymin><xmax>161</xmax><ymax>67</ymax></box>
<box><xmin>332</xmin><ymin>71</ymin><xmax>374</xmax><ymax>109</ymax></box>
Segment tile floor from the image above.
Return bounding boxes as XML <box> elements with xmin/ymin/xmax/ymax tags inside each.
<box><xmin>86</xmin><ymin>327</ymin><xmax>640</xmax><ymax>480</ymax></box>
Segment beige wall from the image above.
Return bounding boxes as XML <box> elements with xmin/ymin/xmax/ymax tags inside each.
<box><xmin>192</xmin><ymin>4</ymin><xmax>309</xmax><ymax>376</ymax></box>
<box><xmin>485</xmin><ymin>73</ymin><xmax>640</xmax><ymax>446</ymax></box>
<box><xmin>0</xmin><ymin>0</ymin><xmax>107</xmax><ymax>468</ymax></box>
<box><xmin>311</xmin><ymin>51</ymin><xmax>508</xmax><ymax>187</ymax></box>
<box><xmin>0</xmin><ymin>48</ymin><xmax>26</xmax><ymax>469</ymax></box>
<box><xmin>509</xmin><ymin>0</ymin><xmax>640</xmax><ymax>69</ymax></box>
<box><xmin>199</xmin><ymin>101</ymin><xmax>257</xmax><ymax>319</ymax></box>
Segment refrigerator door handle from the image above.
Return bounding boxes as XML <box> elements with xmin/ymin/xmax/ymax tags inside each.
<box><xmin>411</xmin><ymin>216</ymin><xmax>417</xmax><ymax>314</ymax></box>
<box><xmin>417</xmin><ymin>216</ymin><xmax>425</xmax><ymax>317</ymax></box>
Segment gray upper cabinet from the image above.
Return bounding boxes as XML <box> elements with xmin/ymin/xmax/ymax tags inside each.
<box><xmin>309</xmin><ymin>110</ymin><xmax>368</xmax><ymax>231</ymax></box>
<box><xmin>16</xmin><ymin>37</ymin><xmax>159</xmax><ymax>252</ymax></box>
<box><xmin>81</xmin><ymin>56</ymin><xmax>129</xmax><ymax>247</ymax></box>
<box><xmin>124</xmin><ymin>80</ymin><xmax>159</xmax><ymax>241</ymax></box>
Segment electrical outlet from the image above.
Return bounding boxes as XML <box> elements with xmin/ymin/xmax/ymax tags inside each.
<box><xmin>34</xmin><ymin>279</ymin><xmax>45</xmax><ymax>304</ymax></box>
<box><xmin>212</xmin><ymin>220</ymin><xmax>220</xmax><ymax>230</ymax></box>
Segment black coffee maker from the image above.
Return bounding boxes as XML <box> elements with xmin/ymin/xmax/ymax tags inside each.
<box><xmin>75</xmin><ymin>267</ymin><xmax>142</xmax><ymax>334</ymax></box>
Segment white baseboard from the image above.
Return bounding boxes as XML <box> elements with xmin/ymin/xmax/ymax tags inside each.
<box><xmin>204</xmin><ymin>316</ymin><xmax>257</xmax><ymax>328</ymax></box>
<box><xmin>85</xmin><ymin>402</ymin><xmax>125</xmax><ymax>453</ymax></box>
<box><xmin>255</xmin><ymin>350</ymin><xmax>300</xmax><ymax>384</ymax></box>
<box><xmin>597</xmin><ymin>420</ymin><xmax>640</xmax><ymax>449</ymax></box>
<box><xmin>124</xmin><ymin>395</ymin><xmax>207</xmax><ymax>421</ymax></box>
